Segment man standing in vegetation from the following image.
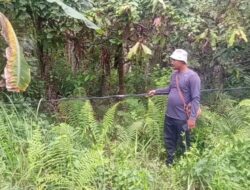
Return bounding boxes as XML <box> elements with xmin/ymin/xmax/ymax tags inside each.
<box><xmin>148</xmin><ymin>49</ymin><xmax>201</xmax><ymax>165</ymax></box>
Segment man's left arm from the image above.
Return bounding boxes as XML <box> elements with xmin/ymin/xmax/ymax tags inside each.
<box><xmin>188</xmin><ymin>74</ymin><xmax>201</xmax><ymax>126</ymax></box>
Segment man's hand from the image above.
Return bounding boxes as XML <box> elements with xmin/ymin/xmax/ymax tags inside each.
<box><xmin>187</xmin><ymin>119</ymin><xmax>196</xmax><ymax>129</ymax></box>
<box><xmin>148</xmin><ymin>90</ymin><xmax>156</xmax><ymax>97</ymax></box>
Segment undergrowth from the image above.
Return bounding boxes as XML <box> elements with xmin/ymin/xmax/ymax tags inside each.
<box><xmin>0</xmin><ymin>95</ymin><xmax>249</xmax><ymax>189</ymax></box>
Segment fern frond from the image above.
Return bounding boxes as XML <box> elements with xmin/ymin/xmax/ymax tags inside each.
<box><xmin>27</xmin><ymin>128</ymin><xmax>46</xmax><ymax>165</ymax></box>
<box><xmin>100</xmin><ymin>102</ymin><xmax>120</xmax><ymax>143</ymax></box>
<box><xmin>117</xmin><ymin>120</ymin><xmax>144</xmax><ymax>143</ymax></box>
<box><xmin>145</xmin><ymin>99</ymin><xmax>162</xmax><ymax>137</ymax></box>
<box><xmin>147</xmin><ymin>98</ymin><xmax>165</xmax><ymax>126</ymax></box>
<box><xmin>58</xmin><ymin>100</ymin><xmax>83</xmax><ymax>126</ymax></box>
<box><xmin>80</xmin><ymin>101</ymin><xmax>97</xmax><ymax>129</ymax></box>
<box><xmin>70</xmin><ymin>148</ymin><xmax>104</xmax><ymax>187</ymax></box>
<box><xmin>79</xmin><ymin>101</ymin><xmax>99</xmax><ymax>145</ymax></box>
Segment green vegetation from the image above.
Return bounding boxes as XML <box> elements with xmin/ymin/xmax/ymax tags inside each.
<box><xmin>0</xmin><ymin>0</ymin><xmax>249</xmax><ymax>189</ymax></box>
<box><xmin>0</xmin><ymin>96</ymin><xmax>249</xmax><ymax>189</ymax></box>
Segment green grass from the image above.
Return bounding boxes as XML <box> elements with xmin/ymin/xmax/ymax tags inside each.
<box><xmin>0</xmin><ymin>96</ymin><xmax>249</xmax><ymax>189</ymax></box>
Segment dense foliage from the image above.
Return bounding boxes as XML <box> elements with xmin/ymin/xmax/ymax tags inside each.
<box><xmin>0</xmin><ymin>95</ymin><xmax>249</xmax><ymax>189</ymax></box>
<box><xmin>0</xmin><ymin>0</ymin><xmax>249</xmax><ymax>98</ymax></box>
<box><xmin>0</xmin><ymin>0</ymin><xmax>249</xmax><ymax>189</ymax></box>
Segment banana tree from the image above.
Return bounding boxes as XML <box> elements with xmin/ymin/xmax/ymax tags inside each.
<box><xmin>0</xmin><ymin>12</ymin><xmax>30</xmax><ymax>92</ymax></box>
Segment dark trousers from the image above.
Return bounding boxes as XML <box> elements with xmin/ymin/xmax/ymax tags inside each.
<box><xmin>164</xmin><ymin>116</ymin><xmax>191</xmax><ymax>165</ymax></box>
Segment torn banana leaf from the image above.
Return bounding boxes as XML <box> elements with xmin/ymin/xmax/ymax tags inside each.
<box><xmin>0</xmin><ymin>12</ymin><xmax>31</xmax><ymax>92</ymax></box>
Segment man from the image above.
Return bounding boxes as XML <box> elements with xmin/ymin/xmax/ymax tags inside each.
<box><xmin>148</xmin><ymin>49</ymin><xmax>201</xmax><ymax>165</ymax></box>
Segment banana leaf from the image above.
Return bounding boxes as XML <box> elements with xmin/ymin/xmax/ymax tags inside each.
<box><xmin>0</xmin><ymin>12</ymin><xmax>31</xmax><ymax>92</ymax></box>
<box><xmin>47</xmin><ymin>0</ymin><xmax>99</xmax><ymax>30</ymax></box>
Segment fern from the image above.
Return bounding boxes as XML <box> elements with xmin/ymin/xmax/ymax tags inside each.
<box><xmin>114</xmin><ymin>120</ymin><xmax>145</xmax><ymax>158</ymax></box>
<box><xmin>145</xmin><ymin>99</ymin><xmax>160</xmax><ymax>126</ymax></box>
<box><xmin>58</xmin><ymin>100</ymin><xmax>99</xmax><ymax>146</ymax></box>
<box><xmin>70</xmin><ymin>148</ymin><xmax>104</xmax><ymax>187</ymax></box>
<box><xmin>143</xmin><ymin>99</ymin><xmax>164</xmax><ymax>153</ymax></box>
<box><xmin>79</xmin><ymin>101</ymin><xmax>97</xmax><ymax>129</ymax></box>
<box><xmin>238</xmin><ymin>99</ymin><xmax>250</xmax><ymax>122</ymax></box>
<box><xmin>26</xmin><ymin>127</ymin><xmax>46</xmax><ymax>183</ymax></box>
<box><xmin>100</xmin><ymin>102</ymin><xmax>120</xmax><ymax>143</ymax></box>
<box><xmin>35</xmin><ymin>173</ymin><xmax>75</xmax><ymax>189</ymax></box>
<box><xmin>27</xmin><ymin>128</ymin><xmax>45</xmax><ymax>163</ymax></box>
<box><xmin>32</xmin><ymin>123</ymin><xmax>104</xmax><ymax>189</ymax></box>
<box><xmin>57</xmin><ymin>100</ymin><xmax>83</xmax><ymax>126</ymax></box>
<box><xmin>117</xmin><ymin>120</ymin><xmax>144</xmax><ymax>143</ymax></box>
<box><xmin>79</xmin><ymin>101</ymin><xmax>99</xmax><ymax>145</ymax></box>
<box><xmin>147</xmin><ymin>97</ymin><xmax>166</xmax><ymax>132</ymax></box>
<box><xmin>0</xmin><ymin>157</ymin><xmax>8</xmax><ymax>188</ymax></box>
<box><xmin>0</xmin><ymin>100</ymin><xmax>106</xmax><ymax>189</ymax></box>
<box><xmin>1</xmin><ymin>94</ymin><xmax>248</xmax><ymax>189</ymax></box>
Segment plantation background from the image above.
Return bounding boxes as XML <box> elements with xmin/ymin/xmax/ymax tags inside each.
<box><xmin>0</xmin><ymin>0</ymin><xmax>250</xmax><ymax>189</ymax></box>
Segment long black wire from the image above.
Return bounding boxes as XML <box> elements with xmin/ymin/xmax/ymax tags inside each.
<box><xmin>47</xmin><ymin>87</ymin><xmax>250</xmax><ymax>102</ymax></box>
<box><xmin>1</xmin><ymin>87</ymin><xmax>249</xmax><ymax>104</ymax></box>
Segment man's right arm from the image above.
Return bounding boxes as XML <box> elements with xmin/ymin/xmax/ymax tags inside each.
<box><xmin>148</xmin><ymin>85</ymin><xmax>171</xmax><ymax>96</ymax></box>
<box><xmin>155</xmin><ymin>86</ymin><xmax>171</xmax><ymax>95</ymax></box>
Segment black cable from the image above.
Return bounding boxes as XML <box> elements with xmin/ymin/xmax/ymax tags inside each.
<box><xmin>1</xmin><ymin>87</ymin><xmax>250</xmax><ymax>104</ymax></box>
<box><xmin>47</xmin><ymin>87</ymin><xmax>250</xmax><ymax>102</ymax></box>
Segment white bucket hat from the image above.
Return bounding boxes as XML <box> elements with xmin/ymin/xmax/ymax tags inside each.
<box><xmin>170</xmin><ymin>49</ymin><xmax>188</xmax><ymax>64</ymax></box>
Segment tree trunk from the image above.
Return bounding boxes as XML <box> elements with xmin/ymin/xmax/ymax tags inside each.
<box><xmin>115</xmin><ymin>44</ymin><xmax>125</xmax><ymax>95</ymax></box>
<box><xmin>212</xmin><ymin>62</ymin><xmax>224</xmax><ymax>89</ymax></box>
<box><xmin>37</xmin><ymin>41</ymin><xmax>45</xmax><ymax>78</ymax></box>
<box><xmin>35</xmin><ymin>16</ymin><xmax>46</xmax><ymax>78</ymax></box>
<box><xmin>65</xmin><ymin>31</ymin><xmax>84</xmax><ymax>74</ymax></box>
<box><xmin>100</xmin><ymin>47</ymin><xmax>111</xmax><ymax>96</ymax></box>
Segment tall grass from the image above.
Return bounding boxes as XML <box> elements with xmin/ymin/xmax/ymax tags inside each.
<box><xmin>0</xmin><ymin>95</ymin><xmax>249</xmax><ymax>189</ymax></box>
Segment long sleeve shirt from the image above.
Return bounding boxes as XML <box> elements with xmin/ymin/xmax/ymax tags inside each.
<box><xmin>155</xmin><ymin>69</ymin><xmax>201</xmax><ymax>121</ymax></box>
